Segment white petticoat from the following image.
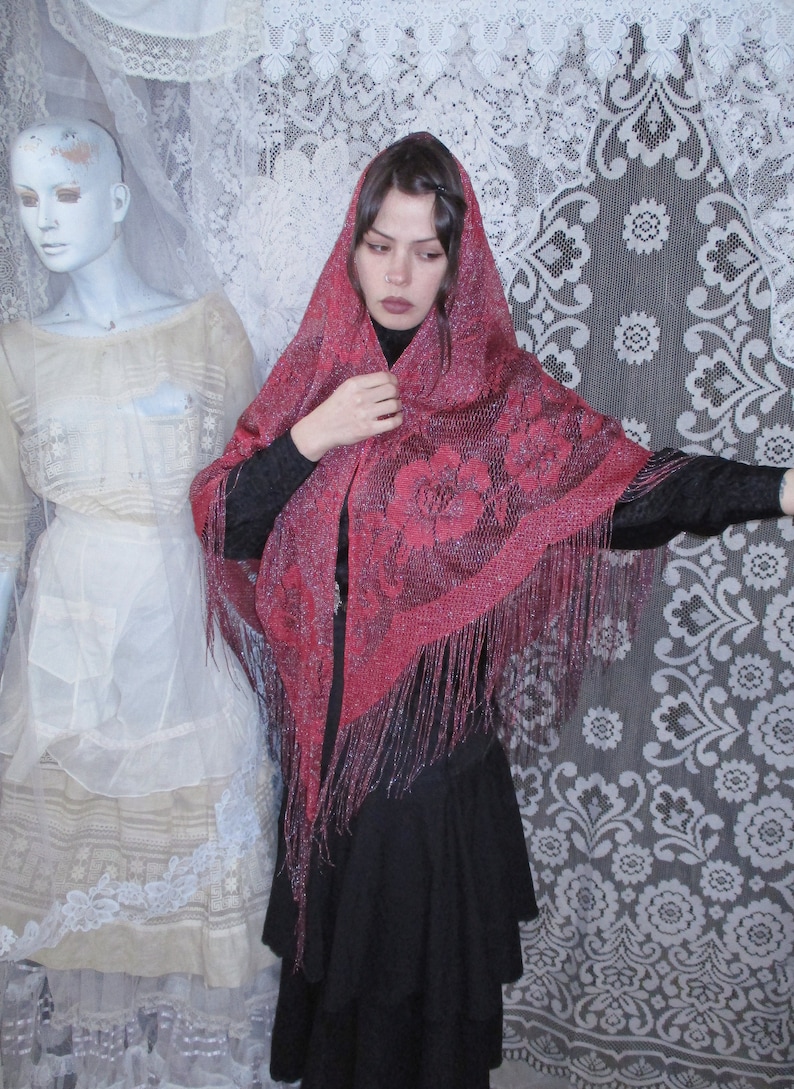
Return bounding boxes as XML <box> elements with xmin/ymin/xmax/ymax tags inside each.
<box><xmin>0</xmin><ymin>507</ymin><xmax>276</xmax><ymax>986</ymax></box>
<box><xmin>0</xmin><ymin>507</ymin><xmax>257</xmax><ymax>797</ymax></box>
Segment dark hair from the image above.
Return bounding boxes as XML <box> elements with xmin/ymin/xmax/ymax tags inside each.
<box><xmin>348</xmin><ymin>132</ymin><xmax>467</xmax><ymax>363</ymax></box>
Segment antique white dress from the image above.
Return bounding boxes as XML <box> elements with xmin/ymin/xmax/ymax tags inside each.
<box><xmin>0</xmin><ymin>293</ymin><xmax>276</xmax><ymax>988</ymax></box>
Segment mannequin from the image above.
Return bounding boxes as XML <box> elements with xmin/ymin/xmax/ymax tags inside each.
<box><xmin>11</xmin><ymin>120</ymin><xmax>183</xmax><ymax>335</ymax></box>
<box><xmin>0</xmin><ymin>121</ymin><xmax>188</xmax><ymax>636</ymax></box>
<box><xmin>0</xmin><ymin>120</ymin><xmax>277</xmax><ymax>1083</ymax></box>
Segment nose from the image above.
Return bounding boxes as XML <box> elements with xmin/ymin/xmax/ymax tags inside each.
<box><xmin>36</xmin><ymin>196</ymin><xmax>57</xmax><ymax>231</ymax></box>
<box><xmin>385</xmin><ymin>249</ymin><xmax>410</xmax><ymax>287</ymax></box>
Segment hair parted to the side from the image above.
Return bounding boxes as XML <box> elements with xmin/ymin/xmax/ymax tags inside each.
<box><xmin>348</xmin><ymin>132</ymin><xmax>467</xmax><ymax>364</ymax></box>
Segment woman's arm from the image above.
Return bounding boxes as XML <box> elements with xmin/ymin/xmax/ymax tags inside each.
<box><xmin>224</xmin><ymin>371</ymin><xmax>403</xmax><ymax>559</ymax></box>
<box><xmin>612</xmin><ymin>452</ymin><xmax>792</xmax><ymax>550</ymax></box>
<box><xmin>224</xmin><ymin>431</ymin><xmax>316</xmax><ymax>559</ymax></box>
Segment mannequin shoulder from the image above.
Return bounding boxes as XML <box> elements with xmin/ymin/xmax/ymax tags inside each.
<box><xmin>0</xmin><ymin>317</ymin><xmax>38</xmax><ymax>359</ymax></box>
<box><xmin>32</xmin><ymin>289</ymin><xmax>191</xmax><ymax>337</ymax></box>
<box><xmin>0</xmin><ymin>319</ymin><xmax>37</xmax><ymax>396</ymax></box>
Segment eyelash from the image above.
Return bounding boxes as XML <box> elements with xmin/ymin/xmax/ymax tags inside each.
<box><xmin>17</xmin><ymin>190</ymin><xmax>80</xmax><ymax>207</ymax></box>
<box><xmin>365</xmin><ymin>242</ymin><xmax>444</xmax><ymax>261</ymax></box>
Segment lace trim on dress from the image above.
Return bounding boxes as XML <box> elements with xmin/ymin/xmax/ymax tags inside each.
<box><xmin>0</xmin><ymin>749</ymin><xmax>276</xmax><ymax>963</ymax></box>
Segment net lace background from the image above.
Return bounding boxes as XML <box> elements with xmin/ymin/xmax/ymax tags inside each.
<box><xmin>1</xmin><ymin>1</ymin><xmax>793</xmax><ymax>1087</ymax></box>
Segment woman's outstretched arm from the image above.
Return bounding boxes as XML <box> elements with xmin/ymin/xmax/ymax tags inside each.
<box><xmin>612</xmin><ymin>452</ymin><xmax>793</xmax><ymax>549</ymax></box>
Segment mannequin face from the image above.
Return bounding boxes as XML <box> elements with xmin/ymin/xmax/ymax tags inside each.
<box><xmin>10</xmin><ymin>121</ymin><xmax>129</xmax><ymax>275</ymax></box>
<box><xmin>354</xmin><ymin>188</ymin><xmax>448</xmax><ymax>331</ymax></box>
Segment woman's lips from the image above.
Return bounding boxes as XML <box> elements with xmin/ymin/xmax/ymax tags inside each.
<box><xmin>381</xmin><ymin>296</ymin><xmax>412</xmax><ymax>314</ymax></box>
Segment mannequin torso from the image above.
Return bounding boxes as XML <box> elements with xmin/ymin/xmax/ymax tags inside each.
<box><xmin>0</xmin><ymin>120</ymin><xmax>274</xmax><ymax>985</ymax></box>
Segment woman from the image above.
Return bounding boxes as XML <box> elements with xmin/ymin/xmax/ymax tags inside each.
<box><xmin>192</xmin><ymin>133</ymin><xmax>792</xmax><ymax>1089</ymax></box>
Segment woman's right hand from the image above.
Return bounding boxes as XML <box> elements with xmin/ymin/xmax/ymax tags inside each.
<box><xmin>290</xmin><ymin>372</ymin><xmax>402</xmax><ymax>462</ymax></box>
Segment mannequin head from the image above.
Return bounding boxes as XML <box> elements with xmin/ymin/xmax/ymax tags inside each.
<box><xmin>10</xmin><ymin>119</ymin><xmax>130</xmax><ymax>275</ymax></box>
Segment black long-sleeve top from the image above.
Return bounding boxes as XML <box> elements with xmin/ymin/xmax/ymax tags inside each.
<box><xmin>223</xmin><ymin>318</ymin><xmax>786</xmax><ymax>562</ymax></box>
<box><xmin>223</xmin><ymin>429</ymin><xmax>785</xmax><ymax>559</ymax></box>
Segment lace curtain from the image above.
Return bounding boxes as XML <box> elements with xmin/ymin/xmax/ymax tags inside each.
<box><xmin>1</xmin><ymin>1</ymin><xmax>793</xmax><ymax>1087</ymax></box>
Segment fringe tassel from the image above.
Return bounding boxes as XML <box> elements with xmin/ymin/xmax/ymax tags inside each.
<box><xmin>277</xmin><ymin>509</ymin><xmax>658</xmax><ymax>966</ymax></box>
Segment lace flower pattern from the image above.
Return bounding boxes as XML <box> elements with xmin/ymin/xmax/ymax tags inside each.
<box><xmin>613</xmin><ymin>311</ymin><xmax>661</xmax><ymax>366</ymax></box>
<box><xmin>506</xmin><ymin>23</ymin><xmax>794</xmax><ymax>1087</ymax></box>
<box><xmin>622</xmin><ymin>198</ymin><xmax>670</xmax><ymax>254</ymax></box>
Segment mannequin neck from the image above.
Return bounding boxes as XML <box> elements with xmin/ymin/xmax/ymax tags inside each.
<box><xmin>35</xmin><ymin>237</ymin><xmax>186</xmax><ymax>337</ymax></box>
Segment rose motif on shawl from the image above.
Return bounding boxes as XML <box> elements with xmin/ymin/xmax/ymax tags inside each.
<box><xmin>387</xmin><ymin>446</ymin><xmax>491</xmax><ymax>558</ymax></box>
<box><xmin>495</xmin><ymin>385</ymin><xmax>544</xmax><ymax>435</ymax></box>
<box><xmin>268</xmin><ymin>564</ymin><xmax>314</xmax><ymax>648</ymax></box>
<box><xmin>577</xmin><ymin>403</ymin><xmax>605</xmax><ymax>442</ymax></box>
<box><xmin>491</xmin><ymin>382</ymin><xmax>591</xmax><ymax>493</ymax></box>
<box><xmin>504</xmin><ymin>417</ymin><xmax>574</xmax><ymax>491</ymax></box>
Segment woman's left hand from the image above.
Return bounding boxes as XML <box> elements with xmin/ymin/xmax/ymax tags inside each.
<box><xmin>781</xmin><ymin>468</ymin><xmax>794</xmax><ymax>515</ymax></box>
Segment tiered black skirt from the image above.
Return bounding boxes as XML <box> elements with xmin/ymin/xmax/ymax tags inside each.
<box><xmin>263</xmin><ymin>733</ymin><xmax>537</xmax><ymax>1089</ymax></box>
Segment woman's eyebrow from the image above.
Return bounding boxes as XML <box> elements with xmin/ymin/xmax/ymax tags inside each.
<box><xmin>366</xmin><ymin>225</ymin><xmax>439</xmax><ymax>244</ymax></box>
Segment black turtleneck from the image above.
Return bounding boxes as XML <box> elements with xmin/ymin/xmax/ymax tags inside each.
<box><xmin>372</xmin><ymin>318</ymin><xmax>420</xmax><ymax>367</ymax></box>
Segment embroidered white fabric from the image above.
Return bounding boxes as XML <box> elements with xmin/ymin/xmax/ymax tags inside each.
<box><xmin>0</xmin><ymin>752</ymin><xmax>273</xmax><ymax>962</ymax></box>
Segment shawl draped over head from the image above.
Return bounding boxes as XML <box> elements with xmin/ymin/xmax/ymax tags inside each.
<box><xmin>191</xmin><ymin>141</ymin><xmax>654</xmax><ymax>948</ymax></box>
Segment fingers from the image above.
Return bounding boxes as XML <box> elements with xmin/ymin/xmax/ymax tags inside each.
<box><xmin>371</xmin><ymin>407</ymin><xmax>403</xmax><ymax>434</ymax></box>
<box><xmin>291</xmin><ymin>372</ymin><xmax>403</xmax><ymax>461</ymax></box>
<box><xmin>781</xmin><ymin>467</ymin><xmax>794</xmax><ymax>515</ymax></box>
<box><xmin>336</xmin><ymin>373</ymin><xmax>402</xmax><ymax>434</ymax></box>
<box><xmin>348</xmin><ymin>372</ymin><xmax>399</xmax><ymax>391</ymax></box>
<box><xmin>345</xmin><ymin>372</ymin><xmax>400</xmax><ymax>408</ymax></box>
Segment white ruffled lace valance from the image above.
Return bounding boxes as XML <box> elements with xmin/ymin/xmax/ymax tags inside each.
<box><xmin>48</xmin><ymin>0</ymin><xmax>794</xmax><ymax>83</ymax></box>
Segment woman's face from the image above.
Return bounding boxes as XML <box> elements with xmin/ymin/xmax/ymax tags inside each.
<box><xmin>10</xmin><ymin>124</ymin><xmax>128</xmax><ymax>275</ymax></box>
<box><xmin>355</xmin><ymin>188</ymin><xmax>448</xmax><ymax>331</ymax></box>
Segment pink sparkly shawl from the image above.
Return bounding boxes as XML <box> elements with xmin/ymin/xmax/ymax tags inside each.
<box><xmin>192</xmin><ymin>155</ymin><xmax>655</xmax><ymax>956</ymax></box>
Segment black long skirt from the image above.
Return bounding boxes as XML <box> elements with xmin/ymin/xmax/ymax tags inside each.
<box><xmin>263</xmin><ymin>733</ymin><xmax>538</xmax><ymax>1089</ymax></box>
